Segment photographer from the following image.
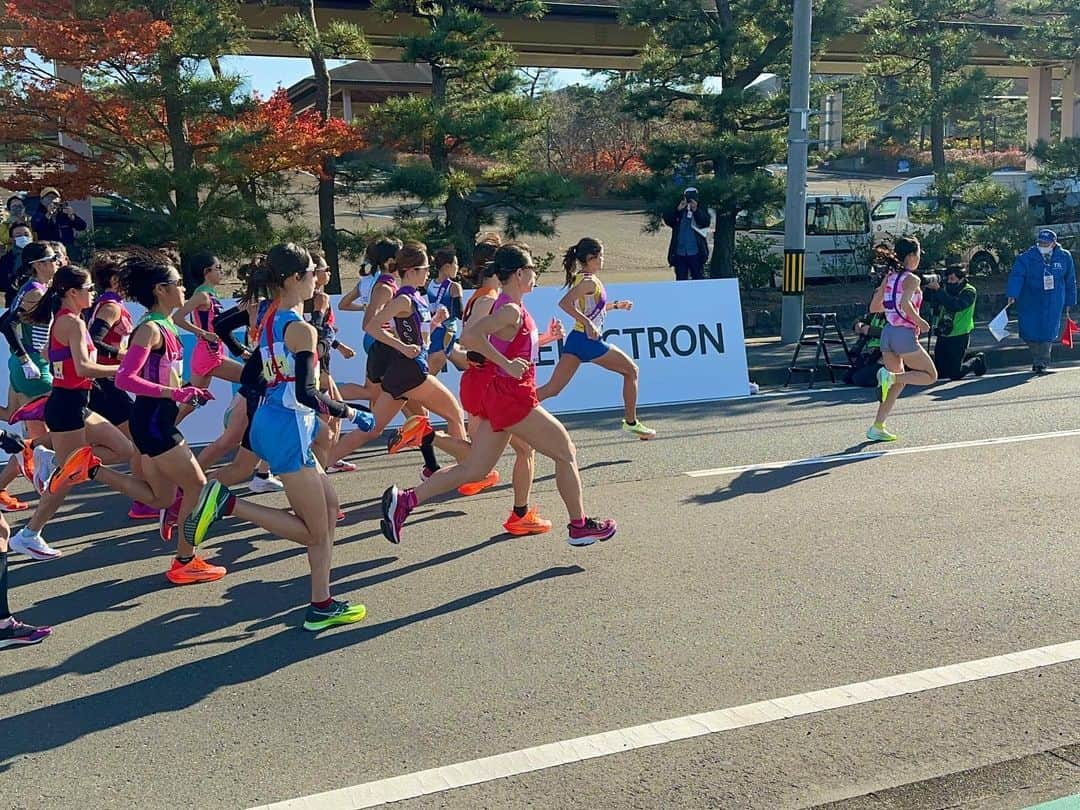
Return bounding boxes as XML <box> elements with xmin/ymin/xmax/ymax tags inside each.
<box><xmin>30</xmin><ymin>186</ymin><xmax>86</xmax><ymax>256</ymax></box>
<box><xmin>844</xmin><ymin>311</ymin><xmax>887</xmax><ymax>387</ymax></box>
<box><xmin>662</xmin><ymin>187</ymin><xmax>711</xmax><ymax>281</ymax></box>
<box><xmin>924</xmin><ymin>264</ymin><xmax>986</xmax><ymax>380</ymax></box>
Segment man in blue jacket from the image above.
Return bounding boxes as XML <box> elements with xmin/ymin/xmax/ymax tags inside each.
<box><xmin>1007</xmin><ymin>229</ymin><xmax>1076</xmax><ymax>374</ymax></box>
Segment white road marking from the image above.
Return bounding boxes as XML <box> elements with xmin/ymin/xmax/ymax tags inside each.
<box><xmin>683</xmin><ymin>428</ymin><xmax>1080</xmax><ymax>478</ymax></box>
<box><xmin>249</xmin><ymin>639</ymin><xmax>1080</xmax><ymax>810</ymax></box>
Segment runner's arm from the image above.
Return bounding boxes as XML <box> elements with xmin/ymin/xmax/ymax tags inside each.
<box><xmin>213</xmin><ymin>305</ymin><xmax>252</xmax><ymax>358</ymax></box>
<box><xmin>0</xmin><ymin>307</ymin><xmax>29</xmax><ymax>360</ymax></box>
<box><xmin>171</xmin><ymin>291</ymin><xmax>215</xmax><ymax>342</ymax></box>
<box><xmin>88</xmin><ymin>300</ymin><xmax>122</xmax><ymax>359</ymax></box>
<box><xmin>284</xmin><ymin>320</ymin><xmax>352</xmax><ymax>418</ymax></box>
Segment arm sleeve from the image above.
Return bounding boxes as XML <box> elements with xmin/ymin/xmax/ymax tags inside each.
<box><xmin>935</xmin><ymin>287</ymin><xmax>976</xmax><ymax>313</ymax></box>
<box><xmin>0</xmin><ymin>308</ymin><xmax>28</xmax><ymax>358</ymax></box>
<box><xmin>89</xmin><ymin>318</ymin><xmax>120</xmax><ymax>358</ymax></box>
<box><xmin>116</xmin><ymin>343</ymin><xmax>169</xmax><ymax>398</ymax></box>
<box><xmin>448</xmin><ymin>294</ymin><xmax>463</xmax><ymax>321</ymax></box>
<box><xmin>213</xmin><ymin>305</ymin><xmax>252</xmax><ymax>357</ymax></box>
<box><xmin>293</xmin><ymin>350</ymin><xmax>351</xmax><ymax>418</ymax></box>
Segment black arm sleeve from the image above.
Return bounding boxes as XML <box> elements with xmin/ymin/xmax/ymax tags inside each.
<box><xmin>89</xmin><ymin>318</ymin><xmax>120</xmax><ymax>358</ymax></box>
<box><xmin>293</xmin><ymin>350</ymin><xmax>351</xmax><ymax>418</ymax></box>
<box><xmin>213</xmin><ymin>305</ymin><xmax>252</xmax><ymax>357</ymax></box>
<box><xmin>0</xmin><ymin>308</ymin><xmax>28</xmax><ymax>358</ymax></box>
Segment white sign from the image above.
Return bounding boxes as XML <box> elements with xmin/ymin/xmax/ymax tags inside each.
<box><xmin>0</xmin><ymin>279</ymin><xmax>749</xmax><ymax>446</ymax></box>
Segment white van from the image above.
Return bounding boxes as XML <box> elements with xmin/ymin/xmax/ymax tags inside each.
<box><xmin>736</xmin><ymin>195</ymin><xmax>872</xmax><ymax>282</ymax></box>
<box><xmin>870</xmin><ymin>170</ymin><xmax>1080</xmax><ymax>273</ymax></box>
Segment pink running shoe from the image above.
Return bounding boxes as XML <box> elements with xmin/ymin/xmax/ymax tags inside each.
<box><xmin>567</xmin><ymin>517</ymin><xmax>617</xmax><ymax>547</ymax></box>
<box><xmin>379</xmin><ymin>485</ymin><xmax>416</xmax><ymax>544</ymax></box>
<box><xmin>128</xmin><ymin>501</ymin><xmax>158</xmax><ymax>520</ymax></box>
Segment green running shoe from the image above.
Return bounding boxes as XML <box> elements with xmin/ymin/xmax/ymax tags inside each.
<box><xmin>303</xmin><ymin>600</ymin><xmax>367</xmax><ymax>632</ymax></box>
<box><xmin>621</xmin><ymin>419</ymin><xmax>657</xmax><ymax>440</ymax></box>
<box><xmin>866</xmin><ymin>424</ymin><xmax>897</xmax><ymax>442</ymax></box>
<box><xmin>184</xmin><ymin>480</ymin><xmax>232</xmax><ymax>547</ymax></box>
<box><xmin>876</xmin><ymin>366</ymin><xmax>896</xmax><ymax>403</ymax></box>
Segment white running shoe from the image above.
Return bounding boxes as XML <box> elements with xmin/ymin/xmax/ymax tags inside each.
<box><xmin>10</xmin><ymin>528</ymin><xmax>61</xmax><ymax>561</ymax></box>
<box><xmin>248</xmin><ymin>473</ymin><xmax>284</xmax><ymax>493</ymax></box>
<box><xmin>31</xmin><ymin>446</ymin><xmax>56</xmax><ymax>496</ymax></box>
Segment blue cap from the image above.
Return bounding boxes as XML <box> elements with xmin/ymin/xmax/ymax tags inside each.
<box><xmin>1037</xmin><ymin>228</ymin><xmax>1057</xmax><ymax>244</ymax></box>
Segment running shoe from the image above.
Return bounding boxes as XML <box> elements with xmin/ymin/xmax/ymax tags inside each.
<box><xmin>0</xmin><ymin>618</ymin><xmax>53</xmax><ymax>649</ymax></box>
<box><xmin>47</xmin><ymin>446</ymin><xmax>99</xmax><ymax>494</ymax></box>
<box><xmin>9</xmin><ymin>394</ymin><xmax>49</xmax><ymax>424</ymax></box>
<box><xmin>159</xmin><ymin>488</ymin><xmax>182</xmax><ymax>542</ymax></box>
<box><xmin>0</xmin><ymin>490</ymin><xmax>29</xmax><ymax>512</ymax></box>
<box><xmin>567</xmin><ymin>517</ymin><xmax>617</xmax><ymax>547</ymax></box>
<box><xmin>621</xmin><ymin>419</ymin><xmax>657</xmax><ymax>440</ymax></box>
<box><xmin>972</xmin><ymin>353</ymin><xmax>987</xmax><ymax>377</ymax></box>
<box><xmin>17</xmin><ymin>445</ymin><xmax>34</xmax><ymax>483</ymax></box>
<box><xmin>458</xmin><ymin>469</ymin><xmax>500</xmax><ymax>497</ymax></box>
<box><xmin>877</xmin><ymin>366</ymin><xmax>895</xmax><ymax>403</ymax></box>
<box><xmin>30</xmin><ymin>446</ymin><xmax>55</xmax><ymax>496</ymax></box>
<box><xmin>165</xmin><ymin>556</ymin><xmax>227</xmax><ymax>585</ymax></box>
<box><xmin>337</xmin><ymin>509</ymin><xmax>345</xmax><ymax>522</ymax></box>
<box><xmin>866</xmin><ymin>424</ymin><xmax>898</xmax><ymax>442</ymax></box>
<box><xmin>379</xmin><ymin>485</ymin><xmax>416</xmax><ymax>544</ymax></box>
<box><xmin>9</xmin><ymin>528</ymin><xmax>61</xmax><ymax>561</ymax></box>
<box><xmin>503</xmin><ymin>507</ymin><xmax>553</xmax><ymax>536</ymax></box>
<box><xmin>302</xmin><ymin>599</ymin><xmax>367</xmax><ymax>632</ymax></box>
<box><xmin>128</xmin><ymin>501</ymin><xmax>158</xmax><ymax>520</ymax></box>
<box><xmin>327</xmin><ymin>459</ymin><xmax>357</xmax><ymax>474</ymax></box>
<box><xmin>248</xmin><ymin>473</ymin><xmax>285</xmax><ymax>493</ymax></box>
<box><xmin>185</xmin><ymin>480</ymin><xmax>233</xmax><ymax>547</ymax></box>
<box><xmin>419</xmin><ymin>466</ymin><xmax>436</xmax><ymax>483</ymax></box>
<box><xmin>387</xmin><ymin>414</ymin><xmax>430</xmax><ymax>455</ymax></box>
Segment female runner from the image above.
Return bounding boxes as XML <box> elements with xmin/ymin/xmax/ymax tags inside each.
<box><xmin>183</xmin><ymin>243</ymin><xmax>373</xmax><ymax>631</ymax></box>
<box><xmin>425</xmin><ymin>245</ymin><xmax>466</xmax><ymax>376</ymax></box>
<box><xmin>536</xmin><ymin>237</ymin><xmax>656</xmax><ymax>440</ymax></box>
<box><xmin>379</xmin><ymin>243</ymin><xmax>616</xmax><ymax>547</ymax></box>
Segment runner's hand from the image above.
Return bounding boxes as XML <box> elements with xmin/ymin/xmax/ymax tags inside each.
<box><xmin>504</xmin><ymin>358</ymin><xmax>529</xmax><ymax>380</ymax></box>
<box><xmin>171</xmin><ymin>386</ymin><xmax>214</xmax><ymax>406</ymax></box>
<box><xmin>548</xmin><ymin>317</ymin><xmax>565</xmax><ymax>341</ymax></box>
<box><xmin>400</xmin><ymin>344</ymin><xmax>421</xmax><ymax>359</ymax></box>
<box><xmin>337</xmin><ymin>342</ymin><xmax>356</xmax><ymax>360</ymax></box>
<box><xmin>20</xmin><ymin>360</ymin><xmax>41</xmax><ymax>380</ymax></box>
<box><xmin>584</xmin><ymin>321</ymin><xmax>600</xmax><ymax>341</ymax></box>
<box><xmin>349</xmin><ymin>407</ymin><xmax>376</xmax><ymax>432</ymax></box>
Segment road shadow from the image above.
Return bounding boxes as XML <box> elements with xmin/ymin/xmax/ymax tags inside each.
<box><xmin>928</xmin><ymin>372</ymin><xmax>1033</xmax><ymax>401</ymax></box>
<box><xmin>686</xmin><ymin>453</ymin><xmax>876</xmax><ymax>505</ymax></box>
<box><xmin>0</xmin><ymin>564</ymin><xmax>584</xmax><ymax>769</ymax></box>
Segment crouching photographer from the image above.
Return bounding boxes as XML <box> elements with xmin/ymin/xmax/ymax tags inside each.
<box><xmin>845</xmin><ymin>311</ymin><xmax>887</xmax><ymax>387</ymax></box>
<box><xmin>924</xmin><ymin>264</ymin><xmax>986</xmax><ymax>381</ymax></box>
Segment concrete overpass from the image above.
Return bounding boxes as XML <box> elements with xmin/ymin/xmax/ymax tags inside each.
<box><xmin>238</xmin><ymin>1</ymin><xmax>1079</xmax><ymax>147</ymax></box>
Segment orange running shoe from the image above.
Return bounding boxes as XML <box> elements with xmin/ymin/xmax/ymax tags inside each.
<box><xmin>0</xmin><ymin>490</ymin><xmax>29</xmax><ymax>512</ymax></box>
<box><xmin>502</xmin><ymin>506</ymin><xmax>552</xmax><ymax>536</ymax></box>
<box><xmin>387</xmin><ymin>414</ymin><xmax>431</xmax><ymax>455</ymax></box>
<box><xmin>165</xmin><ymin>556</ymin><xmax>227</xmax><ymax>585</ymax></box>
<box><xmin>17</xmin><ymin>445</ymin><xmax>34</xmax><ymax>483</ymax></box>
<box><xmin>47</xmin><ymin>446</ymin><xmax>100</xmax><ymax>494</ymax></box>
<box><xmin>458</xmin><ymin>469</ymin><xmax>500</xmax><ymax>497</ymax></box>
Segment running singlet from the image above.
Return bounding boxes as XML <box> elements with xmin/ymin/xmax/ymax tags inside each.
<box><xmin>193</xmin><ymin>284</ymin><xmax>223</xmax><ymax>350</ymax></box>
<box><xmin>136</xmin><ymin>313</ymin><xmax>184</xmax><ymax>389</ymax></box>
<box><xmin>11</xmin><ymin>279</ymin><xmax>50</xmax><ymax>352</ymax></box>
<box><xmin>883</xmin><ymin>270</ymin><xmax>923</xmax><ymax>329</ymax></box>
<box><xmin>393</xmin><ymin>286</ymin><xmax>432</xmax><ymax>351</ymax></box>
<box><xmin>48</xmin><ymin>308</ymin><xmax>95</xmax><ymax>390</ymax></box>
<box><xmin>463</xmin><ymin>288</ymin><xmax>498</xmax><ymax>365</ymax></box>
<box><xmin>362</xmin><ymin>273</ymin><xmax>399</xmax><ymax>351</ymax></box>
<box><xmin>262</xmin><ymin>308</ymin><xmax>315</xmax><ymax>414</ymax></box>
<box><xmin>571</xmin><ymin>272</ymin><xmax>606</xmax><ymax>333</ymax></box>
<box><xmin>488</xmin><ymin>293</ymin><xmax>538</xmax><ymax>380</ymax></box>
<box><xmin>89</xmin><ymin>291</ymin><xmax>134</xmax><ymax>366</ymax></box>
<box><xmin>427</xmin><ymin>277</ymin><xmax>460</xmax><ymax>331</ymax></box>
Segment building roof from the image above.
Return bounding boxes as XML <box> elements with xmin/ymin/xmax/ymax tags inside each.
<box><xmin>287</xmin><ymin>62</ymin><xmax>432</xmax><ymax>108</ymax></box>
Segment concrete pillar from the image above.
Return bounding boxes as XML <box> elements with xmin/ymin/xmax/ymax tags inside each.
<box><xmin>1027</xmin><ymin>65</ymin><xmax>1052</xmax><ymax>169</ymax></box>
<box><xmin>53</xmin><ymin>62</ymin><xmax>93</xmax><ymax>233</ymax></box>
<box><xmin>1063</xmin><ymin>58</ymin><xmax>1080</xmax><ymax>141</ymax></box>
<box><xmin>342</xmin><ymin>90</ymin><xmax>353</xmax><ymax>123</ymax></box>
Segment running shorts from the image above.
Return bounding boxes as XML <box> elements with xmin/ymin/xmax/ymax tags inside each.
<box><xmin>44</xmin><ymin>386</ymin><xmax>90</xmax><ymax>432</ymax></box>
<box><xmin>89</xmin><ymin>378</ymin><xmax>133</xmax><ymax>427</ymax></box>
<box><xmin>191</xmin><ymin>340</ymin><xmax>225</xmax><ymax>377</ymax></box>
<box><xmin>428</xmin><ymin>326</ymin><xmax>457</xmax><ymax>357</ymax></box>
<box><xmin>879</xmin><ymin>323</ymin><xmax>920</xmax><ymax>355</ymax></box>
<box><xmin>460</xmin><ymin>364</ymin><xmax>494</xmax><ymax>419</ymax></box>
<box><xmin>381</xmin><ymin>351</ymin><xmax>428</xmax><ymax>400</ymax></box>
<box><xmin>475</xmin><ymin>371</ymin><xmax>538</xmax><ymax>432</ymax></box>
<box><xmin>130</xmin><ymin>397</ymin><xmax>184</xmax><ymax>457</ymax></box>
<box><xmin>365</xmin><ymin>341</ymin><xmax>395</xmax><ymax>385</ymax></box>
<box><xmin>250</xmin><ymin>402</ymin><xmax>319</xmax><ymax>475</ymax></box>
<box><xmin>563</xmin><ymin>330</ymin><xmax>612</xmax><ymax>363</ymax></box>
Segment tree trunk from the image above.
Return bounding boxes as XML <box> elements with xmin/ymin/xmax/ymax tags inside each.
<box><xmin>928</xmin><ymin>46</ymin><xmax>946</xmax><ymax>172</ymax></box>
<box><xmin>429</xmin><ymin>63</ymin><xmax>477</xmax><ymax>263</ymax></box>
<box><xmin>710</xmin><ymin>210</ymin><xmax>736</xmax><ymax>279</ymax></box>
<box><xmin>307</xmin><ymin>0</ymin><xmax>341</xmax><ymax>293</ymax></box>
<box><xmin>160</xmin><ymin>54</ymin><xmax>199</xmax><ymax>263</ymax></box>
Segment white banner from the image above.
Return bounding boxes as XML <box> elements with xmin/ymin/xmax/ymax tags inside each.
<box><xmin>0</xmin><ymin>279</ymin><xmax>749</xmax><ymax>446</ymax></box>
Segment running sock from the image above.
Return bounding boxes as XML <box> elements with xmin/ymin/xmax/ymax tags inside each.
<box><xmin>0</xmin><ymin>551</ymin><xmax>9</xmax><ymax>619</ymax></box>
<box><xmin>873</xmin><ymin>421</ymin><xmax>886</xmax><ymax>429</ymax></box>
<box><xmin>570</xmin><ymin>517</ymin><xmax>586</xmax><ymax>529</ymax></box>
<box><xmin>177</xmin><ymin>555</ymin><xmax>194</xmax><ymax>565</ymax></box>
<box><xmin>625</xmin><ymin>420</ymin><xmax>637</xmax><ymax>426</ymax></box>
<box><xmin>311</xmin><ymin>597</ymin><xmax>333</xmax><ymax>610</ymax></box>
<box><xmin>420</xmin><ymin>431</ymin><xmax>439</xmax><ymax>473</ymax></box>
<box><xmin>513</xmin><ymin>505</ymin><xmax>528</xmax><ymax>518</ymax></box>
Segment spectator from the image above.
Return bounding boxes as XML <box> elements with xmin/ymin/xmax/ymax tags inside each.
<box><xmin>0</xmin><ymin>223</ymin><xmax>33</xmax><ymax>306</ymax></box>
<box><xmin>924</xmin><ymin>264</ymin><xmax>986</xmax><ymax>380</ymax></box>
<box><xmin>30</xmin><ymin>186</ymin><xmax>86</xmax><ymax>256</ymax></box>
<box><xmin>844</xmin><ymin>311</ymin><xmax>887</xmax><ymax>387</ymax></box>
<box><xmin>1</xmin><ymin>195</ymin><xmax>31</xmax><ymax>251</ymax></box>
<box><xmin>662</xmin><ymin>187</ymin><xmax>711</xmax><ymax>281</ymax></box>
<box><xmin>1007</xmin><ymin>228</ymin><xmax>1077</xmax><ymax>375</ymax></box>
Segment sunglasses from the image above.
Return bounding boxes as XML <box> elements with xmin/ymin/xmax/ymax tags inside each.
<box><xmin>158</xmin><ymin>279</ymin><xmax>181</xmax><ymax>287</ymax></box>
<box><xmin>35</xmin><ymin>255</ymin><xmax>60</xmax><ymax>264</ymax></box>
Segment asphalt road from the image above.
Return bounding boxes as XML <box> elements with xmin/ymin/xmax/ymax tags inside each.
<box><xmin>3</xmin><ymin>365</ymin><xmax>1080</xmax><ymax>810</ymax></box>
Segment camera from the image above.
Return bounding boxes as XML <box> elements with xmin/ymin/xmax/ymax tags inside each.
<box><xmin>922</xmin><ymin>273</ymin><xmax>940</xmax><ymax>286</ymax></box>
<box><xmin>684</xmin><ymin>190</ymin><xmax>698</xmax><ymax>202</ymax></box>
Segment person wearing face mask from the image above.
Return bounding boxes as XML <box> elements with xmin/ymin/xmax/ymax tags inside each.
<box><xmin>1</xmin><ymin>196</ymin><xmax>32</xmax><ymax>249</ymax></box>
<box><xmin>923</xmin><ymin>264</ymin><xmax>986</xmax><ymax>381</ymax></box>
<box><xmin>1007</xmin><ymin>229</ymin><xmax>1077</xmax><ymax>375</ymax></box>
<box><xmin>0</xmin><ymin>223</ymin><xmax>34</xmax><ymax>305</ymax></box>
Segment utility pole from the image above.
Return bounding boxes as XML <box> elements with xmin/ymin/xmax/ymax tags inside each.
<box><xmin>781</xmin><ymin>0</ymin><xmax>812</xmax><ymax>344</ymax></box>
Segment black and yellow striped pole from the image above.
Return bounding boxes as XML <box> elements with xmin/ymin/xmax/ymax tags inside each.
<box><xmin>781</xmin><ymin>0</ymin><xmax>812</xmax><ymax>344</ymax></box>
<box><xmin>782</xmin><ymin>250</ymin><xmax>806</xmax><ymax>295</ymax></box>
